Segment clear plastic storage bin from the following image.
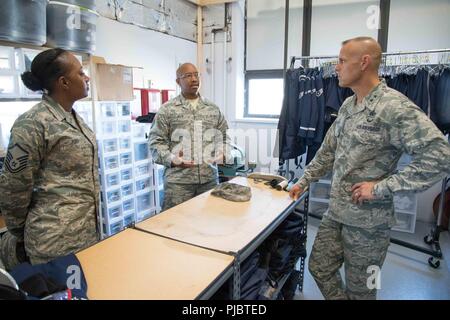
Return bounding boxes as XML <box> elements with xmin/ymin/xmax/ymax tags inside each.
<box><xmin>107</xmin><ymin>205</ymin><xmax>122</xmax><ymax>219</ymax></box>
<box><xmin>132</xmin><ymin>123</ymin><xmax>148</xmax><ymax>139</ymax></box>
<box><xmin>123</xmin><ymin>199</ymin><xmax>134</xmax><ymax>212</ymax></box>
<box><xmin>99</xmin><ymin>102</ymin><xmax>116</xmax><ymax>118</ymax></box>
<box><xmin>120</xmin><ymin>168</ymin><xmax>133</xmax><ymax>182</ymax></box>
<box><xmin>118</xmin><ymin>120</ymin><xmax>131</xmax><ymax>134</ymax></box>
<box><xmin>0</xmin><ymin>75</ymin><xmax>18</xmax><ymax>97</ymax></box>
<box><xmin>157</xmin><ymin>165</ymin><xmax>164</xmax><ymax>186</ymax></box>
<box><xmin>106</xmin><ymin>189</ymin><xmax>121</xmax><ymax>204</ymax></box>
<box><xmin>134</xmin><ymin>142</ymin><xmax>149</xmax><ymax>162</ymax></box>
<box><xmin>393</xmin><ymin>211</ymin><xmax>415</xmax><ymax>233</ymax></box>
<box><xmin>104</xmin><ymin>155</ymin><xmax>119</xmax><ymax>170</ymax></box>
<box><xmin>159</xmin><ymin>189</ymin><xmax>165</xmax><ymax>207</ymax></box>
<box><xmin>100</xmin><ymin>121</ymin><xmax>117</xmax><ymax>136</ymax></box>
<box><xmin>118</xmin><ymin>102</ymin><xmax>131</xmax><ymax>117</ymax></box>
<box><xmin>136</xmin><ymin>193</ymin><xmax>153</xmax><ymax>212</ymax></box>
<box><xmin>120</xmin><ymin>152</ymin><xmax>132</xmax><ymax>166</ymax></box>
<box><xmin>0</xmin><ymin>47</ymin><xmax>14</xmax><ymax>70</ymax></box>
<box><xmin>136</xmin><ymin>177</ymin><xmax>151</xmax><ymax>192</ymax></box>
<box><xmin>104</xmin><ymin>220</ymin><xmax>123</xmax><ymax>236</ymax></box>
<box><xmin>135</xmin><ymin>163</ymin><xmax>150</xmax><ymax>177</ymax></box>
<box><xmin>123</xmin><ymin>213</ymin><xmax>135</xmax><ymax>227</ymax></box>
<box><xmin>106</xmin><ymin>172</ymin><xmax>120</xmax><ymax>188</ymax></box>
<box><xmin>121</xmin><ymin>183</ymin><xmax>133</xmax><ymax>197</ymax></box>
<box><xmin>119</xmin><ymin>137</ymin><xmax>131</xmax><ymax>150</ymax></box>
<box><xmin>394</xmin><ymin>194</ymin><xmax>417</xmax><ymax>213</ymax></box>
<box><xmin>136</xmin><ymin>209</ymin><xmax>155</xmax><ymax>222</ymax></box>
<box><xmin>102</xmin><ymin>139</ymin><xmax>118</xmax><ymax>153</ymax></box>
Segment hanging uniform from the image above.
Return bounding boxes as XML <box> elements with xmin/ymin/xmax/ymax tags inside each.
<box><xmin>297</xmin><ymin>68</ymin><xmax>325</xmax><ymax>146</ymax></box>
<box><xmin>431</xmin><ymin>67</ymin><xmax>450</xmax><ymax>133</ymax></box>
<box><xmin>277</xmin><ymin>67</ymin><xmax>306</xmax><ymax>161</ymax></box>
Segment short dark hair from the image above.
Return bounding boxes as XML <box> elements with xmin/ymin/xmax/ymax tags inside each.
<box><xmin>342</xmin><ymin>37</ymin><xmax>382</xmax><ymax>69</ymax></box>
<box><xmin>21</xmin><ymin>48</ymin><xmax>69</xmax><ymax>93</ymax></box>
<box><xmin>176</xmin><ymin>63</ymin><xmax>196</xmax><ymax>79</ymax></box>
<box><xmin>342</xmin><ymin>36</ymin><xmax>376</xmax><ymax>46</ymax></box>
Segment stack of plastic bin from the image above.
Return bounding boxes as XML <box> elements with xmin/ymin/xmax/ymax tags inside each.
<box><xmin>87</xmin><ymin>100</ymin><xmax>162</xmax><ymax>238</ymax></box>
<box><xmin>117</xmin><ymin>102</ymin><xmax>135</xmax><ymax>231</ymax></box>
<box><xmin>156</xmin><ymin>164</ymin><xmax>165</xmax><ymax>209</ymax></box>
<box><xmin>132</xmin><ymin>122</ymin><xmax>161</xmax><ymax>222</ymax></box>
<box><xmin>96</xmin><ymin>101</ymin><xmax>133</xmax><ymax>238</ymax></box>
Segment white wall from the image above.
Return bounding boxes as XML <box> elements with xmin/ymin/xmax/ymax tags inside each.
<box><xmin>310</xmin><ymin>0</ymin><xmax>379</xmax><ymax>56</ymax></box>
<box><xmin>201</xmin><ymin>1</ymin><xmax>281</xmax><ymax>174</ymax></box>
<box><xmin>246</xmin><ymin>0</ymin><xmax>303</xmax><ymax>70</ymax></box>
<box><xmin>388</xmin><ymin>0</ymin><xmax>450</xmax><ymax>52</ymax></box>
<box><xmin>417</xmin><ymin>180</ymin><xmax>443</xmax><ymax>223</ymax></box>
<box><xmin>95</xmin><ymin>16</ymin><xmax>197</xmax><ymax>90</ymax></box>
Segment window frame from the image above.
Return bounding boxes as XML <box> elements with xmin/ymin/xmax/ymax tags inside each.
<box><xmin>244</xmin><ymin>69</ymin><xmax>284</xmax><ymax>119</ymax></box>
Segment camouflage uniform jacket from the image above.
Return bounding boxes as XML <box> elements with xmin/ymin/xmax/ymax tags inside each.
<box><xmin>297</xmin><ymin>80</ymin><xmax>450</xmax><ymax>228</ymax></box>
<box><xmin>0</xmin><ymin>95</ymin><xmax>100</xmax><ymax>264</ymax></box>
<box><xmin>148</xmin><ymin>94</ymin><xmax>232</xmax><ymax>184</ymax></box>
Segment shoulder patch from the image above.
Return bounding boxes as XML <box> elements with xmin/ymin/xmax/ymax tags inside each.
<box><xmin>5</xmin><ymin>144</ymin><xmax>29</xmax><ymax>173</ymax></box>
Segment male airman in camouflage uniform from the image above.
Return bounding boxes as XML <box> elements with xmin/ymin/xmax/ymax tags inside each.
<box><xmin>290</xmin><ymin>37</ymin><xmax>450</xmax><ymax>299</ymax></box>
<box><xmin>149</xmin><ymin>63</ymin><xmax>232</xmax><ymax>210</ymax></box>
<box><xmin>0</xmin><ymin>94</ymin><xmax>100</xmax><ymax>267</ymax></box>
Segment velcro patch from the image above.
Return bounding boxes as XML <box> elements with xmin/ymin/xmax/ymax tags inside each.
<box><xmin>356</xmin><ymin>124</ymin><xmax>381</xmax><ymax>132</ymax></box>
<box><xmin>5</xmin><ymin>144</ymin><xmax>29</xmax><ymax>173</ymax></box>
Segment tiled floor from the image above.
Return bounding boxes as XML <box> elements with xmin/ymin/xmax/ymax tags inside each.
<box><xmin>295</xmin><ymin>218</ymin><xmax>450</xmax><ymax>300</ymax></box>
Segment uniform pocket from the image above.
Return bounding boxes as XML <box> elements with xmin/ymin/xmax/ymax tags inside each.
<box><xmin>353</xmin><ymin>127</ymin><xmax>384</xmax><ymax>145</ymax></box>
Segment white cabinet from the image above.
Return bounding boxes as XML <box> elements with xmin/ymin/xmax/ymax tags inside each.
<box><xmin>391</xmin><ymin>154</ymin><xmax>417</xmax><ymax>233</ymax></box>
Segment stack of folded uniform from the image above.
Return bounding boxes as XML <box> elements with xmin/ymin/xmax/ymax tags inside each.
<box><xmin>258</xmin><ymin>213</ymin><xmax>307</xmax><ymax>299</ymax></box>
<box><xmin>210</xmin><ymin>251</ymin><xmax>268</xmax><ymax>300</ymax></box>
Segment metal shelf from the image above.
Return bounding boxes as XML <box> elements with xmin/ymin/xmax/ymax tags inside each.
<box><xmin>231</xmin><ymin>191</ymin><xmax>309</xmax><ymax>299</ymax></box>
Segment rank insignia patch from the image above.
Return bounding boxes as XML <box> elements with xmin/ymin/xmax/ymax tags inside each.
<box><xmin>5</xmin><ymin>144</ymin><xmax>29</xmax><ymax>173</ymax></box>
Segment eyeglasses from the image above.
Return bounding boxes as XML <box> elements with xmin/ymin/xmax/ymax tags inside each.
<box><xmin>179</xmin><ymin>72</ymin><xmax>201</xmax><ymax>80</ymax></box>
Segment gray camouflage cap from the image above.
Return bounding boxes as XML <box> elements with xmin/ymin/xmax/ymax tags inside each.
<box><xmin>211</xmin><ymin>182</ymin><xmax>252</xmax><ymax>202</ymax></box>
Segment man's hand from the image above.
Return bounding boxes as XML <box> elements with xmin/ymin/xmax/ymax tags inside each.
<box><xmin>351</xmin><ymin>181</ymin><xmax>377</xmax><ymax>205</ymax></box>
<box><xmin>289</xmin><ymin>184</ymin><xmax>304</xmax><ymax>201</ymax></box>
<box><xmin>171</xmin><ymin>150</ymin><xmax>195</xmax><ymax>168</ymax></box>
<box><xmin>206</xmin><ymin>151</ymin><xmax>224</xmax><ymax>165</ymax></box>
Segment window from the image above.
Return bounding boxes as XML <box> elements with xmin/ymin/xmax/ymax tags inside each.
<box><xmin>244</xmin><ymin>70</ymin><xmax>283</xmax><ymax>118</ymax></box>
<box><xmin>247</xmin><ymin>78</ymin><xmax>284</xmax><ymax>118</ymax></box>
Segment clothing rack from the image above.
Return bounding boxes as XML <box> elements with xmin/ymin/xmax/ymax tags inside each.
<box><xmin>284</xmin><ymin>48</ymin><xmax>450</xmax><ymax>268</ymax></box>
<box><xmin>289</xmin><ymin>48</ymin><xmax>450</xmax><ymax>69</ymax></box>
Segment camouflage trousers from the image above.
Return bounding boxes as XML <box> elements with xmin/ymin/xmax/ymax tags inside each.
<box><xmin>162</xmin><ymin>179</ymin><xmax>219</xmax><ymax>211</ymax></box>
<box><xmin>308</xmin><ymin>216</ymin><xmax>391</xmax><ymax>300</ymax></box>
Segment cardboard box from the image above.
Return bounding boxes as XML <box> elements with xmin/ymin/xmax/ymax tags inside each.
<box><xmin>95</xmin><ymin>63</ymin><xmax>134</xmax><ymax>101</ymax></box>
<box><xmin>91</xmin><ymin>56</ymin><xmax>106</xmax><ymax>64</ymax></box>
